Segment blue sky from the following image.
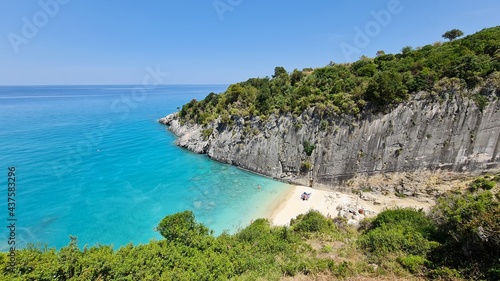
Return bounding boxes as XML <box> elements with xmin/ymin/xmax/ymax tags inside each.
<box><xmin>1</xmin><ymin>0</ymin><xmax>499</xmax><ymax>85</ymax></box>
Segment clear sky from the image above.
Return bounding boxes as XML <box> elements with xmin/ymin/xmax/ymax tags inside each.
<box><xmin>1</xmin><ymin>0</ymin><xmax>499</xmax><ymax>85</ymax></box>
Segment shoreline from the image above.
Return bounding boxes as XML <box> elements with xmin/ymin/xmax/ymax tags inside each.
<box><xmin>262</xmin><ymin>183</ymin><xmax>296</xmax><ymax>223</ymax></box>
<box><xmin>162</xmin><ymin>115</ymin><xmax>456</xmax><ymax>228</ymax></box>
<box><xmin>267</xmin><ymin>185</ymin><xmax>436</xmax><ymax>226</ymax></box>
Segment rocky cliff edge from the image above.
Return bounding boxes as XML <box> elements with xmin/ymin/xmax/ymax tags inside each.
<box><xmin>159</xmin><ymin>90</ymin><xmax>500</xmax><ymax>190</ymax></box>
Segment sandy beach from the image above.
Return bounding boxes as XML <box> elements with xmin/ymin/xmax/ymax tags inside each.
<box><xmin>269</xmin><ymin>185</ymin><xmax>435</xmax><ymax>226</ymax></box>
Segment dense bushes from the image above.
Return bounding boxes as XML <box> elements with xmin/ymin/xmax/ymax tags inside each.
<box><xmin>469</xmin><ymin>175</ymin><xmax>497</xmax><ymax>191</ymax></box>
<box><xmin>180</xmin><ymin>26</ymin><xmax>500</xmax><ymax>125</ymax></box>
<box><xmin>0</xmin><ymin>214</ymin><xmax>348</xmax><ymax>280</ymax></box>
<box><xmin>156</xmin><ymin>210</ymin><xmax>211</xmax><ymax>246</ymax></box>
<box><xmin>358</xmin><ymin>208</ymin><xmax>438</xmax><ymax>260</ymax></box>
<box><xmin>1</xmin><ymin>176</ymin><xmax>499</xmax><ymax>280</ymax></box>
<box><xmin>430</xmin><ymin>188</ymin><xmax>500</xmax><ymax>279</ymax></box>
<box><xmin>357</xmin><ymin>177</ymin><xmax>500</xmax><ymax>280</ymax></box>
<box><xmin>370</xmin><ymin>207</ymin><xmax>436</xmax><ymax>236</ymax></box>
<box><xmin>290</xmin><ymin>210</ymin><xmax>336</xmax><ymax>234</ymax></box>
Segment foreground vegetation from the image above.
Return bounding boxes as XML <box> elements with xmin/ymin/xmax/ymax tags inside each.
<box><xmin>179</xmin><ymin>26</ymin><xmax>500</xmax><ymax>126</ymax></box>
<box><xmin>1</xmin><ymin>176</ymin><xmax>499</xmax><ymax>280</ymax></box>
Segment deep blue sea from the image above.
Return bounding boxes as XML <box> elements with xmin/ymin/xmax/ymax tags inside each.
<box><xmin>0</xmin><ymin>85</ymin><xmax>289</xmax><ymax>250</ymax></box>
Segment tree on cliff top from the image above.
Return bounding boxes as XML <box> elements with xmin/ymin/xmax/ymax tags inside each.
<box><xmin>442</xmin><ymin>29</ymin><xmax>464</xmax><ymax>41</ymax></box>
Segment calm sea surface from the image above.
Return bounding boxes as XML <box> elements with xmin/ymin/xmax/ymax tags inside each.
<box><xmin>0</xmin><ymin>85</ymin><xmax>289</xmax><ymax>250</ymax></box>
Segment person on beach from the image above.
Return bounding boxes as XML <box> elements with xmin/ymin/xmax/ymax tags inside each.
<box><xmin>301</xmin><ymin>192</ymin><xmax>311</xmax><ymax>200</ymax></box>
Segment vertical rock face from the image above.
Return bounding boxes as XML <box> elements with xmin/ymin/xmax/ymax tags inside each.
<box><xmin>159</xmin><ymin>92</ymin><xmax>500</xmax><ymax>187</ymax></box>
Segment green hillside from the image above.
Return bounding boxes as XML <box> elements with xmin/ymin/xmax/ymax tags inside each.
<box><xmin>180</xmin><ymin>26</ymin><xmax>500</xmax><ymax>126</ymax></box>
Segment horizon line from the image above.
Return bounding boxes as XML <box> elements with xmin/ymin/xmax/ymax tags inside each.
<box><xmin>0</xmin><ymin>83</ymin><xmax>230</xmax><ymax>87</ymax></box>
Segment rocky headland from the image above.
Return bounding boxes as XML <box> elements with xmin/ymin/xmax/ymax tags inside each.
<box><xmin>159</xmin><ymin>27</ymin><xmax>500</xmax><ymax>226</ymax></box>
<box><xmin>160</xmin><ymin>90</ymin><xmax>500</xmax><ymax>198</ymax></box>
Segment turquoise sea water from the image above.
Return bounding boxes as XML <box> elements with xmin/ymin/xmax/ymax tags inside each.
<box><xmin>0</xmin><ymin>85</ymin><xmax>289</xmax><ymax>250</ymax></box>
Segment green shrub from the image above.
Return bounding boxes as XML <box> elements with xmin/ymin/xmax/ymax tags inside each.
<box><xmin>236</xmin><ymin>218</ymin><xmax>271</xmax><ymax>243</ymax></box>
<box><xmin>489</xmin><ymin>263</ymin><xmax>500</xmax><ymax>280</ymax></box>
<box><xmin>303</xmin><ymin>140</ymin><xmax>315</xmax><ymax>156</ymax></box>
<box><xmin>358</xmin><ymin>224</ymin><xmax>438</xmax><ymax>257</ymax></box>
<box><xmin>430</xmin><ymin>189</ymin><xmax>500</xmax><ymax>279</ymax></box>
<box><xmin>156</xmin><ymin>211</ymin><xmax>211</xmax><ymax>245</ymax></box>
<box><xmin>300</xmin><ymin>160</ymin><xmax>312</xmax><ymax>174</ymax></box>
<box><xmin>320</xmin><ymin>120</ymin><xmax>329</xmax><ymax>130</ymax></box>
<box><xmin>294</xmin><ymin>121</ymin><xmax>303</xmax><ymax>130</ymax></box>
<box><xmin>365</xmin><ymin>70</ymin><xmax>409</xmax><ymax>108</ymax></box>
<box><xmin>201</xmin><ymin>128</ymin><xmax>213</xmax><ymax>141</ymax></box>
<box><xmin>291</xmin><ymin>210</ymin><xmax>335</xmax><ymax>233</ymax></box>
<box><xmin>493</xmin><ymin>173</ymin><xmax>500</xmax><ymax>182</ymax></box>
<box><xmin>428</xmin><ymin>267</ymin><xmax>461</xmax><ymax>280</ymax></box>
<box><xmin>370</xmin><ymin>208</ymin><xmax>436</xmax><ymax>238</ymax></box>
<box><xmin>473</xmin><ymin>94</ymin><xmax>490</xmax><ymax>111</ymax></box>
<box><xmin>470</xmin><ymin>176</ymin><xmax>496</xmax><ymax>191</ymax></box>
<box><xmin>397</xmin><ymin>255</ymin><xmax>427</xmax><ymax>274</ymax></box>
<box><xmin>359</xmin><ymin>208</ymin><xmax>439</xmax><ymax>261</ymax></box>
<box><xmin>333</xmin><ymin>261</ymin><xmax>351</xmax><ymax>278</ymax></box>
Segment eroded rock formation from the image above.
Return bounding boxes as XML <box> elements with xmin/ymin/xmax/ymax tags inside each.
<box><xmin>160</xmin><ymin>91</ymin><xmax>500</xmax><ymax>188</ymax></box>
